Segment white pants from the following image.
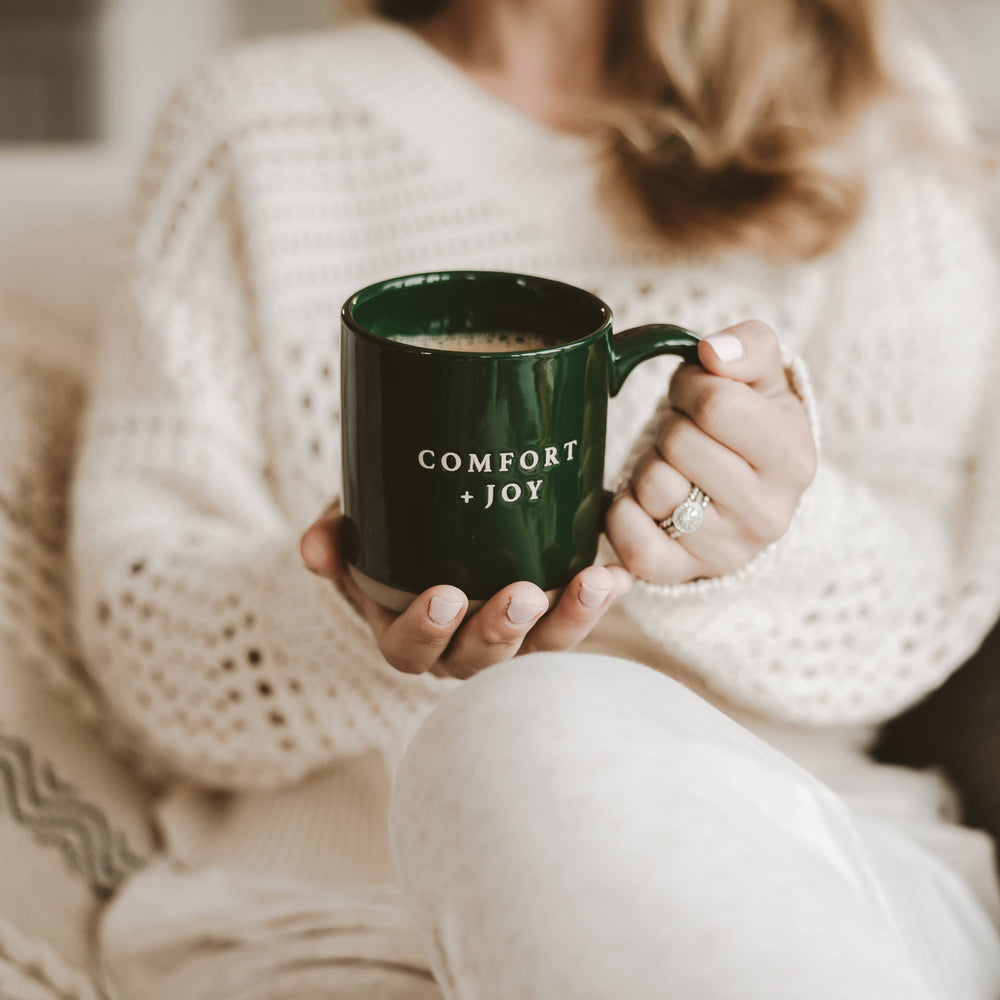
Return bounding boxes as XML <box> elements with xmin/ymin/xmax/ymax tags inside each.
<box><xmin>101</xmin><ymin>653</ymin><xmax>1000</xmax><ymax>1000</ymax></box>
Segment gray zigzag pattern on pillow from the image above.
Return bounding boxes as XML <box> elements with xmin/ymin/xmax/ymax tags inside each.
<box><xmin>0</xmin><ymin>729</ymin><xmax>145</xmax><ymax>899</ymax></box>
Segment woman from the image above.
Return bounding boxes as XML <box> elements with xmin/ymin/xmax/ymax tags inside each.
<box><xmin>72</xmin><ymin>0</ymin><xmax>1000</xmax><ymax>996</ymax></box>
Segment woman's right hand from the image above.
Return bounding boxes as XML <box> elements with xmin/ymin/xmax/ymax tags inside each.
<box><xmin>299</xmin><ymin>508</ymin><xmax>632</xmax><ymax>680</ymax></box>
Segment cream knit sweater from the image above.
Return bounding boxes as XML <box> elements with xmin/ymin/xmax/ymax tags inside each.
<box><xmin>72</xmin><ymin>19</ymin><xmax>1000</xmax><ymax>792</ymax></box>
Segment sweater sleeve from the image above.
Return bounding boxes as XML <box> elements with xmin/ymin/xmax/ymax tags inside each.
<box><xmin>621</xmin><ymin>150</ymin><xmax>1000</xmax><ymax>727</ymax></box>
<box><xmin>71</xmin><ymin>68</ymin><xmax>454</xmax><ymax>791</ymax></box>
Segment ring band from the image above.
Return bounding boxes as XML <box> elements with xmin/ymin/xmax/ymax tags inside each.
<box><xmin>659</xmin><ymin>485</ymin><xmax>711</xmax><ymax>539</ymax></box>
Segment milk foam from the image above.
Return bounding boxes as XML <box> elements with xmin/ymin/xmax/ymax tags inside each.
<box><xmin>392</xmin><ymin>330</ymin><xmax>559</xmax><ymax>353</ymax></box>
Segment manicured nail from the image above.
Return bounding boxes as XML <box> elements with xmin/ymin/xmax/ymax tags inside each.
<box><xmin>579</xmin><ymin>581</ymin><xmax>612</xmax><ymax>608</ymax></box>
<box><xmin>429</xmin><ymin>596</ymin><xmax>464</xmax><ymax>625</ymax></box>
<box><xmin>705</xmin><ymin>333</ymin><xmax>744</xmax><ymax>363</ymax></box>
<box><xmin>506</xmin><ymin>596</ymin><xmax>546</xmax><ymax>625</ymax></box>
<box><xmin>300</xmin><ymin>528</ymin><xmax>328</xmax><ymax>570</ymax></box>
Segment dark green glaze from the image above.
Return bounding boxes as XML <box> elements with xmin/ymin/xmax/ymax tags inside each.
<box><xmin>341</xmin><ymin>271</ymin><xmax>700</xmax><ymax>604</ymax></box>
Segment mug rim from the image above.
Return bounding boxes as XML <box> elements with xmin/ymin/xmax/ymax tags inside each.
<box><xmin>341</xmin><ymin>270</ymin><xmax>614</xmax><ymax>359</ymax></box>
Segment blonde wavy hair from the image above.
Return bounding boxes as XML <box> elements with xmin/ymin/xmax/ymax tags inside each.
<box><xmin>363</xmin><ymin>0</ymin><xmax>899</xmax><ymax>259</ymax></box>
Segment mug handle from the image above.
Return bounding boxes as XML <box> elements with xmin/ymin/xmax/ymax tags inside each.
<box><xmin>609</xmin><ymin>324</ymin><xmax>702</xmax><ymax>397</ymax></box>
<box><xmin>600</xmin><ymin>323</ymin><xmax>703</xmax><ymax>524</ymax></box>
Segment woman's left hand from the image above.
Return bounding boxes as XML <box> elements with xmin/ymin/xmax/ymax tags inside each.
<box><xmin>605</xmin><ymin>320</ymin><xmax>817</xmax><ymax>585</ymax></box>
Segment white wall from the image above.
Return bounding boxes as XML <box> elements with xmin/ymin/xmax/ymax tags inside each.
<box><xmin>99</xmin><ymin>0</ymin><xmax>237</xmax><ymax>151</ymax></box>
<box><xmin>0</xmin><ymin>0</ymin><xmax>350</xmax><ymax>334</ymax></box>
<box><xmin>234</xmin><ymin>0</ymin><xmax>341</xmax><ymax>39</ymax></box>
<box><xmin>0</xmin><ymin>0</ymin><xmax>244</xmax><ymax>333</ymax></box>
<box><xmin>96</xmin><ymin>0</ymin><xmax>341</xmax><ymax>149</ymax></box>
<box><xmin>907</xmin><ymin>0</ymin><xmax>1000</xmax><ymax>133</ymax></box>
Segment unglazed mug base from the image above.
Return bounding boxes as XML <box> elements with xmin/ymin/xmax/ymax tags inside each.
<box><xmin>347</xmin><ymin>563</ymin><xmax>562</xmax><ymax>617</ymax></box>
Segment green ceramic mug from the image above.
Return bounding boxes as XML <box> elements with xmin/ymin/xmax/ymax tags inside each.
<box><xmin>340</xmin><ymin>271</ymin><xmax>700</xmax><ymax>611</ymax></box>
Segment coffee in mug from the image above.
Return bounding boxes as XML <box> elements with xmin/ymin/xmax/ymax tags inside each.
<box><xmin>340</xmin><ymin>270</ymin><xmax>701</xmax><ymax>611</ymax></box>
<box><xmin>390</xmin><ymin>330</ymin><xmax>561</xmax><ymax>353</ymax></box>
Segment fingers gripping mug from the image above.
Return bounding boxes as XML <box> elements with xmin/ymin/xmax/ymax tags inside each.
<box><xmin>340</xmin><ymin>271</ymin><xmax>700</xmax><ymax>611</ymax></box>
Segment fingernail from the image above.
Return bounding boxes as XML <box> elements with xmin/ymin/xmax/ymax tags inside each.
<box><xmin>614</xmin><ymin>476</ymin><xmax>632</xmax><ymax>498</ymax></box>
<box><xmin>300</xmin><ymin>529</ymin><xmax>327</xmax><ymax>569</ymax></box>
<box><xmin>705</xmin><ymin>333</ymin><xmax>744</xmax><ymax>363</ymax></box>
<box><xmin>579</xmin><ymin>582</ymin><xmax>612</xmax><ymax>608</ymax></box>
<box><xmin>429</xmin><ymin>596</ymin><xmax>464</xmax><ymax>625</ymax></box>
<box><xmin>506</xmin><ymin>596</ymin><xmax>546</xmax><ymax>625</ymax></box>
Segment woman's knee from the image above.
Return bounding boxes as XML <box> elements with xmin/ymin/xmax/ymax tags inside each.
<box><xmin>388</xmin><ymin>651</ymin><xmax>789</xmax><ymax>884</ymax></box>
<box><xmin>389</xmin><ymin>651</ymin><xmax>872</xmax><ymax>913</ymax></box>
<box><xmin>397</xmin><ymin>651</ymin><xmax>719</xmax><ymax>773</ymax></box>
<box><xmin>392</xmin><ymin>654</ymin><xmax>695</xmax><ymax>816</ymax></box>
<box><xmin>388</xmin><ymin>654</ymin><xmax>934</xmax><ymax>1000</ymax></box>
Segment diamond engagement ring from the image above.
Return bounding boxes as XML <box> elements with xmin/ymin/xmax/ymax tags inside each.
<box><xmin>659</xmin><ymin>485</ymin><xmax>711</xmax><ymax>539</ymax></box>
